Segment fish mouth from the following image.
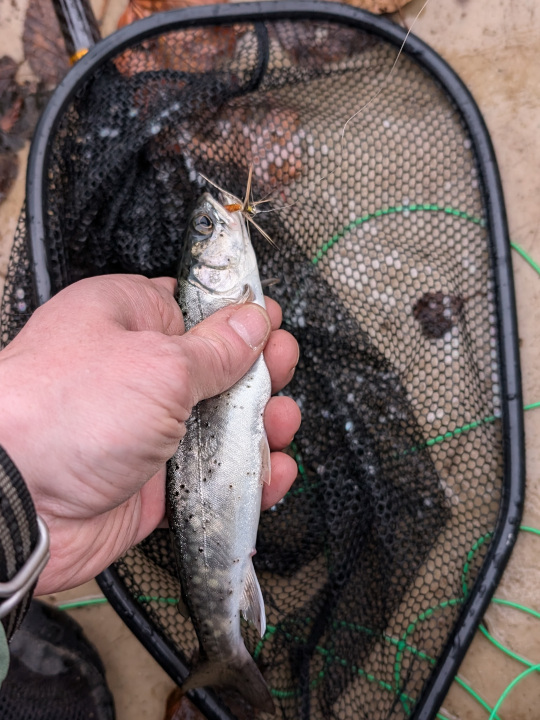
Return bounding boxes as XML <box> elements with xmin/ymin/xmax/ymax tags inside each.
<box><xmin>195</xmin><ymin>261</ymin><xmax>233</xmax><ymax>270</ymax></box>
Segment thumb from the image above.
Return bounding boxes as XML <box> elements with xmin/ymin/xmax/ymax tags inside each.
<box><xmin>179</xmin><ymin>303</ymin><xmax>272</xmax><ymax>403</ymax></box>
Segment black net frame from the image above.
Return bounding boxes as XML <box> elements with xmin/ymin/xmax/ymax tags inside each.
<box><xmin>6</xmin><ymin>3</ymin><xmax>524</xmax><ymax>719</ymax></box>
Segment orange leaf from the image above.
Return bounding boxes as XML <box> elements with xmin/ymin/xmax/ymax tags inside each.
<box><xmin>23</xmin><ymin>0</ymin><xmax>69</xmax><ymax>88</ymax></box>
<box><xmin>163</xmin><ymin>688</ymin><xmax>207</xmax><ymax>720</ymax></box>
<box><xmin>118</xmin><ymin>0</ymin><xmax>230</xmax><ymax>29</ymax></box>
<box><xmin>328</xmin><ymin>0</ymin><xmax>412</xmax><ymax>11</ymax></box>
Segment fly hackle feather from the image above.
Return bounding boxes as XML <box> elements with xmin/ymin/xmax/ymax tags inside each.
<box><xmin>199</xmin><ymin>166</ymin><xmax>278</xmax><ymax>249</ymax></box>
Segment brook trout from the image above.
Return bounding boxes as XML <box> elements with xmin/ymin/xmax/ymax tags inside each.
<box><xmin>167</xmin><ymin>192</ymin><xmax>274</xmax><ymax>714</ymax></box>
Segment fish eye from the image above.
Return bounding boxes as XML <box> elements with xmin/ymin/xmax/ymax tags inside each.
<box><xmin>193</xmin><ymin>214</ymin><xmax>214</xmax><ymax>235</ymax></box>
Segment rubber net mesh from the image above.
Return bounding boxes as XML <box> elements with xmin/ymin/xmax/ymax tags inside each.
<box><xmin>1</xmin><ymin>17</ymin><xmax>503</xmax><ymax>720</ymax></box>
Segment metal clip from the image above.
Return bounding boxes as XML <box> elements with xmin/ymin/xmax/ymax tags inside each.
<box><xmin>0</xmin><ymin>516</ymin><xmax>50</xmax><ymax>619</ymax></box>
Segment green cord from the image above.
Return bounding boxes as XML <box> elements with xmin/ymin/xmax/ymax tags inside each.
<box><xmin>56</xmin><ymin>594</ymin><xmax>179</xmax><ymax>611</ymax></box>
<box><xmin>56</xmin><ymin>233</ymin><xmax>540</xmax><ymax>718</ymax></box>
<box><xmin>137</xmin><ymin>595</ymin><xmax>179</xmax><ymax>605</ymax></box>
<box><xmin>311</xmin><ymin>212</ymin><xmax>540</xmax><ymax>717</ymax></box>
<box><xmin>56</xmin><ymin>597</ymin><xmax>108</xmax><ymax>611</ymax></box>
<box><xmin>253</xmin><ymin>621</ymin><xmax>416</xmax><ymax>703</ymax></box>
<box><xmin>312</xmin><ymin>204</ymin><xmax>485</xmax><ymax>263</ymax></box>
<box><xmin>510</xmin><ymin>242</ymin><xmax>540</xmax><ymax>275</ymax></box>
<box><xmin>488</xmin><ymin>664</ymin><xmax>540</xmax><ymax>720</ymax></box>
<box><xmin>453</xmin><ymin>675</ymin><xmax>503</xmax><ymax>720</ymax></box>
<box><xmin>55</xmin><ymin>526</ymin><xmax>540</xmax><ymax>717</ymax></box>
<box><xmin>460</xmin><ymin>532</ymin><xmax>493</xmax><ymax>596</ymax></box>
<box><xmin>520</xmin><ymin>524</ymin><xmax>540</xmax><ymax>536</ymax></box>
<box><xmin>491</xmin><ymin>598</ymin><xmax>540</xmax><ymax>621</ymax></box>
<box><xmin>394</xmin><ymin>599</ymin><xmax>463</xmax><ymax>694</ymax></box>
<box><xmin>479</xmin><ymin>624</ymin><xmax>534</xmax><ymax>669</ymax></box>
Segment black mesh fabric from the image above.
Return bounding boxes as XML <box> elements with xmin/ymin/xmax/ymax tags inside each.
<box><xmin>0</xmin><ymin>601</ymin><xmax>114</xmax><ymax>720</ymax></box>
<box><xmin>1</xmin><ymin>11</ymin><xmax>509</xmax><ymax>720</ymax></box>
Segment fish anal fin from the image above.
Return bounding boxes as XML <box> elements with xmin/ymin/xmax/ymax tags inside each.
<box><xmin>240</xmin><ymin>560</ymin><xmax>266</xmax><ymax>637</ymax></box>
<box><xmin>240</xmin><ymin>283</ymin><xmax>256</xmax><ymax>303</ymax></box>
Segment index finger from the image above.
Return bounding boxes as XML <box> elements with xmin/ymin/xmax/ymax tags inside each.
<box><xmin>264</xmin><ymin>296</ymin><xmax>283</xmax><ymax>330</ymax></box>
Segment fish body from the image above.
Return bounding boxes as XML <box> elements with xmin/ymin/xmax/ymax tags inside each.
<box><xmin>167</xmin><ymin>192</ymin><xmax>274</xmax><ymax>714</ymax></box>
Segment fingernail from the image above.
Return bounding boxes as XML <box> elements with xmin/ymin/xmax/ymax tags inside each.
<box><xmin>228</xmin><ymin>304</ymin><xmax>270</xmax><ymax>349</ymax></box>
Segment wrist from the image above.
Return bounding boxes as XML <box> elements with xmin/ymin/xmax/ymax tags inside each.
<box><xmin>0</xmin><ymin>349</ymin><xmax>54</xmax><ymax>506</ymax></box>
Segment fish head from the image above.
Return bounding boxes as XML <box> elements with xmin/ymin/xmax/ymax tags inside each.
<box><xmin>181</xmin><ymin>193</ymin><xmax>255</xmax><ymax>295</ymax></box>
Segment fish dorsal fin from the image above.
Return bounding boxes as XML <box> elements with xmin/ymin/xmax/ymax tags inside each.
<box><xmin>240</xmin><ymin>560</ymin><xmax>266</xmax><ymax>637</ymax></box>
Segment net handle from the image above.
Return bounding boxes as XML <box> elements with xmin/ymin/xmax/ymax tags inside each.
<box><xmin>50</xmin><ymin>0</ymin><xmax>101</xmax><ymax>64</ymax></box>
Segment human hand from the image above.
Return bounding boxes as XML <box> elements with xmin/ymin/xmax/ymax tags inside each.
<box><xmin>0</xmin><ymin>275</ymin><xmax>300</xmax><ymax>595</ymax></box>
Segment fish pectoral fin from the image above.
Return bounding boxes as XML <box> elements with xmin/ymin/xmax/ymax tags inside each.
<box><xmin>221</xmin><ymin>284</ymin><xmax>255</xmax><ymax>305</ymax></box>
<box><xmin>239</xmin><ymin>283</ymin><xmax>255</xmax><ymax>303</ymax></box>
<box><xmin>240</xmin><ymin>560</ymin><xmax>267</xmax><ymax>637</ymax></box>
<box><xmin>261</xmin><ymin>436</ymin><xmax>271</xmax><ymax>486</ymax></box>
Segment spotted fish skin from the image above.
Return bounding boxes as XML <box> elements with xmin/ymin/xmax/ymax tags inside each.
<box><xmin>167</xmin><ymin>193</ymin><xmax>274</xmax><ymax>714</ymax></box>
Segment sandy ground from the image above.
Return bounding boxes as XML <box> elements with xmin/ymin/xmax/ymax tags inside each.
<box><xmin>1</xmin><ymin>0</ymin><xmax>539</xmax><ymax>718</ymax></box>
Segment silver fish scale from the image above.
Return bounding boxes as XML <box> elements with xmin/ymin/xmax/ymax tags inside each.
<box><xmin>171</xmin><ymin>357</ymin><xmax>269</xmax><ymax>654</ymax></box>
<box><xmin>166</xmin><ymin>192</ymin><xmax>274</xmax><ymax>711</ymax></box>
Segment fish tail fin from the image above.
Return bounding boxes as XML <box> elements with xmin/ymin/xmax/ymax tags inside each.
<box><xmin>182</xmin><ymin>645</ymin><xmax>275</xmax><ymax>714</ymax></box>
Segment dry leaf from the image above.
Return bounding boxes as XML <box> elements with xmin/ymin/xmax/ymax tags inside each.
<box><xmin>241</xmin><ymin>103</ymin><xmax>305</xmax><ymax>189</ymax></box>
<box><xmin>118</xmin><ymin>0</ymin><xmax>229</xmax><ymax>28</ymax></box>
<box><xmin>116</xmin><ymin>0</ymin><xmax>240</xmax><ymax>76</ymax></box>
<box><xmin>12</xmin><ymin>84</ymin><xmax>50</xmax><ymax>141</ymax></box>
<box><xmin>0</xmin><ymin>51</ymin><xmax>53</xmax><ymax>204</ymax></box>
<box><xmin>270</xmin><ymin>20</ymin><xmax>375</xmax><ymax>67</ymax></box>
<box><xmin>0</xmin><ymin>59</ymin><xmax>51</xmax><ymax>153</ymax></box>
<box><xmin>413</xmin><ymin>292</ymin><xmax>465</xmax><ymax>339</ymax></box>
<box><xmin>0</xmin><ymin>56</ymin><xmax>18</xmax><ymax>98</ymax></box>
<box><xmin>115</xmin><ymin>25</ymin><xmax>240</xmax><ymax>76</ymax></box>
<box><xmin>331</xmin><ymin>0</ymin><xmax>412</xmax><ymax>12</ymax></box>
<box><xmin>163</xmin><ymin>686</ymin><xmax>259</xmax><ymax>720</ymax></box>
<box><xmin>23</xmin><ymin>0</ymin><xmax>69</xmax><ymax>87</ymax></box>
<box><xmin>190</xmin><ymin>100</ymin><xmax>305</xmax><ymax>191</ymax></box>
<box><xmin>0</xmin><ymin>57</ymin><xmax>22</xmax><ymax>147</ymax></box>
<box><xmin>0</xmin><ymin>56</ymin><xmax>26</xmax><ymax>155</ymax></box>
<box><xmin>116</xmin><ymin>0</ymin><xmax>240</xmax><ymax>74</ymax></box>
<box><xmin>0</xmin><ymin>152</ymin><xmax>19</xmax><ymax>205</ymax></box>
<box><xmin>0</xmin><ymin>95</ymin><xmax>23</xmax><ymax>136</ymax></box>
<box><xmin>163</xmin><ymin>688</ymin><xmax>207</xmax><ymax>720</ymax></box>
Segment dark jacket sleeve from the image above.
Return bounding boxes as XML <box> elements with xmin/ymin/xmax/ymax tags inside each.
<box><xmin>0</xmin><ymin>620</ymin><xmax>8</xmax><ymax>686</ymax></box>
<box><xmin>0</xmin><ymin>446</ymin><xmax>39</xmax><ymax>639</ymax></box>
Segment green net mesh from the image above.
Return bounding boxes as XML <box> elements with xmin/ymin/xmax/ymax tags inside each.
<box><xmin>1</xmin><ymin>11</ymin><xmax>512</xmax><ymax>720</ymax></box>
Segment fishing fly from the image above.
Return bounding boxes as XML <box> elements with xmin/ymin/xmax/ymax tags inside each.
<box><xmin>199</xmin><ymin>165</ymin><xmax>278</xmax><ymax>248</ymax></box>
